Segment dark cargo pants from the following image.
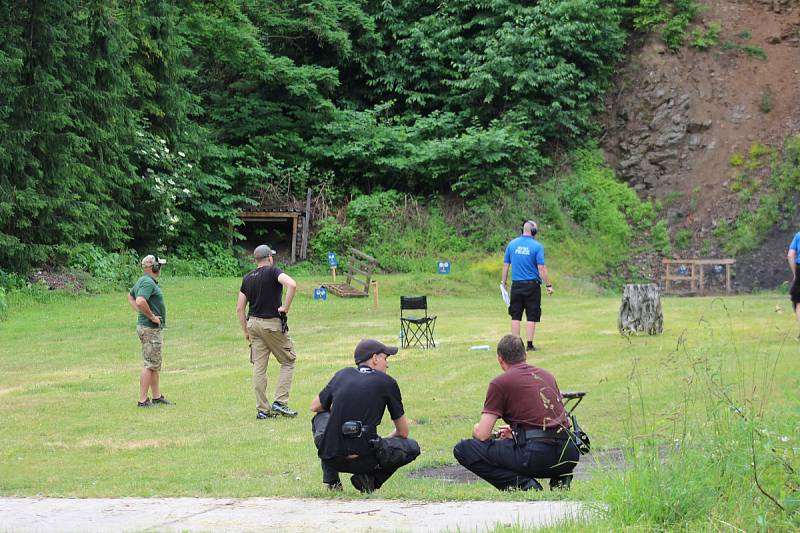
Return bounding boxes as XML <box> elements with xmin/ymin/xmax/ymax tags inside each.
<box><xmin>453</xmin><ymin>436</ymin><xmax>579</xmax><ymax>491</ymax></box>
<box><xmin>312</xmin><ymin>412</ymin><xmax>421</xmax><ymax>488</ymax></box>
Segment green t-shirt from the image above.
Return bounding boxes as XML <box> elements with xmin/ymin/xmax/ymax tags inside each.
<box><xmin>130</xmin><ymin>274</ymin><xmax>166</xmax><ymax>328</ymax></box>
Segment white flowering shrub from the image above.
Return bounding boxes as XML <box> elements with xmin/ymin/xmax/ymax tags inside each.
<box><xmin>132</xmin><ymin>128</ymin><xmax>198</xmax><ymax>242</ymax></box>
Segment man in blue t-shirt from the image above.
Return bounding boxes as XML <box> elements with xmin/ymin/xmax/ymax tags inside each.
<box><xmin>501</xmin><ymin>221</ymin><xmax>553</xmax><ymax>351</ymax></box>
<box><xmin>787</xmin><ymin>232</ymin><xmax>800</xmax><ymax>326</ymax></box>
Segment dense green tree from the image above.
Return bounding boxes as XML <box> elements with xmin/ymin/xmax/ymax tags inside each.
<box><xmin>0</xmin><ymin>0</ymin><xmax>633</xmax><ymax>273</ymax></box>
<box><xmin>0</xmin><ymin>2</ymin><xmax>137</xmax><ymax>270</ymax></box>
<box><xmin>312</xmin><ymin>0</ymin><xmax>626</xmax><ymax>195</ymax></box>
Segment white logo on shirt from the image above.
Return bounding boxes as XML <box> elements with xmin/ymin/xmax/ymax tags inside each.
<box><xmin>514</xmin><ymin>246</ymin><xmax>531</xmax><ymax>256</ymax></box>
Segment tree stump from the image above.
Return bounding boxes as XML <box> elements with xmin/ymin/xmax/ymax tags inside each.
<box><xmin>618</xmin><ymin>283</ymin><xmax>663</xmax><ymax>336</ymax></box>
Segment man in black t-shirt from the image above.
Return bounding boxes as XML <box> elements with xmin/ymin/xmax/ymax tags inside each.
<box><xmin>453</xmin><ymin>335</ymin><xmax>579</xmax><ymax>491</ymax></box>
<box><xmin>236</xmin><ymin>244</ymin><xmax>299</xmax><ymax>419</ymax></box>
<box><xmin>310</xmin><ymin>339</ymin><xmax>421</xmax><ymax>493</ymax></box>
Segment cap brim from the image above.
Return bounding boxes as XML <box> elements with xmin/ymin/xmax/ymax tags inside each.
<box><xmin>384</xmin><ymin>346</ymin><xmax>398</xmax><ymax>356</ymax></box>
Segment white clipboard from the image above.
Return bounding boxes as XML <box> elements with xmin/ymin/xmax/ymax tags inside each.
<box><xmin>500</xmin><ymin>283</ymin><xmax>510</xmax><ymax>306</ymax></box>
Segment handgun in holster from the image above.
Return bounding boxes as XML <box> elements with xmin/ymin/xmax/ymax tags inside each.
<box><xmin>511</xmin><ymin>425</ymin><xmax>527</xmax><ymax>447</ymax></box>
<box><xmin>279</xmin><ymin>311</ymin><xmax>288</xmax><ymax>334</ymax></box>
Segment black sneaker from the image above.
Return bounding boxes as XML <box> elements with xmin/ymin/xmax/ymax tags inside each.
<box><xmin>137</xmin><ymin>399</ymin><xmax>152</xmax><ymax>408</ymax></box>
<box><xmin>256</xmin><ymin>410</ymin><xmax>276</xmax><ymax>420</ymax></box>
<box><xmin>526</xmin><ymin>343</ymin><xmax>537</xmax><ymax>352</ymax></box>
<box><xmin>152</xmin><ymin>395</ymin><xmax>173</xmax><ymax>405</ymax></box>
<box><xmin>550</xmin><ymin>475</ymin><xmax>572</xmax><ymax>490</ymax></box>
<box><xmin>519</xmin><ymin>478</ymin><xmax>543</xmax><ymax>491</ymax></box>
<box><xmin>271</xmin><ymin>402</ymin><xmax>298</xmax><ymax>418</ymax></box>
<box><xmin>350</xmin><ymin>473</ymin><xmax>376</xmax><ymax>494</ymax></box>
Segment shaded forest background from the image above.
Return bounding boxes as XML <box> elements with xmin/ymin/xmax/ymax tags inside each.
<box><xmin>4</xmin><ymin>0</ymin><xmax>792</xmax><ymax>288</ymax></box>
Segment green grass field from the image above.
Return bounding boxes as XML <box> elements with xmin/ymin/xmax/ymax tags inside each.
<box><xmin>1</xmin><ymin>271</ymin><xmax>798</xmax><ymax>528</ymax></box>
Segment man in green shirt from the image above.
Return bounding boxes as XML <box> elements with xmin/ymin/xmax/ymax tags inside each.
<box><xmin>127</xmin><ymin>254</ymin><xmax>173</xmax><ymax>407</ymax></box>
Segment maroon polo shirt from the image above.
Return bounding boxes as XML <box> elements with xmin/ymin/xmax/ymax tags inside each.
<box><xmin>482</xmin><ymin>362</ymin><xmax>569</xmax><ymax>430</ymax></box>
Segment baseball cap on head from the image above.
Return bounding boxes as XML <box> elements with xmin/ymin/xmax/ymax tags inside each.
<box><xmin>254</xmin><ymin>244</ymin><xmax>276</xmax><ymax>259</ymax></box>
<box><xmin>141</xmin><ymin>254</ymin><xmax>167</xmax><ymax>269</ymax></box>
<box><xmin>354</xmin><ymin>339</ymin><xmax>398</xmax><ymax>364</ymax></box>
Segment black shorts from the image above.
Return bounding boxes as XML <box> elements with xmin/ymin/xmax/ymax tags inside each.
<box><xmin>790</xmin><ymin>277</ymin><xmax>800</xmax><ymax>309</ymax></box>
<box><xmin>509</xmin><ymin>281</ymin><xmax>542</xmax><ymax>322</ymax></box>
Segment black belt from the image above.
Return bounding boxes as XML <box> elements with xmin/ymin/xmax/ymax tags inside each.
<box><xmin>524</xmin><ymin>428</ymin><xmax>567</xmax><ymax>439</ymax></box>
<box><xmin>513</xmin><ymin>280</ymin><xmax>541</xmax><ymax>284</ymax></box>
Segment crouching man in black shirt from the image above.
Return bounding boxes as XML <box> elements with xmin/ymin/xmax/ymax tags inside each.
<box><xmin>310</xmin><ymin>339</ymin><xmax>421</xmax><ymax>493</ymax></box>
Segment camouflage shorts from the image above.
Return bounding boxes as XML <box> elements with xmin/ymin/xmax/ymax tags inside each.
<box><xmin>137</xmin><ymin>325</ymin><xmax>163</xmax><ymax>371</ymax></box>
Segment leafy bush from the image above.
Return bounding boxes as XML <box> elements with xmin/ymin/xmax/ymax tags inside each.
<box><xmin>650</xmin><ymin>220</ymin><xmax>671</xmax><ymax>254</ymax></box>
<box><xmin>0</xmin><ymin>270</ymin><xmax>28</xmax><ymax>291</ymax></box>
<box><xmin>729</xmin><ymin>153</ymin><xmax>745</xmax><ymax>166</ymax></box>
<box><xmin>674</xmin><ymin>228</ymin><xmax>692</xmax><ymax>250</ymax></box>
<box><xmin>63</xmin><ymin>244</ymin><xmax>141</xmax><ymax>291</ymax></box>
<box><xmin>749</xmin><ymin>142</ymin><xmax>773</xmax><ymax>162</ymax></box>
<box><xmin>743</xmin><ymin>45</ymin><xmax>768</xmax><ymax>60</ymax></box>
<box><xmin>662</xmin><ymin>14</ymin><xmax>691</xmax><ymax>51</ymax></box>
<box><xmin>630</xmin><ymin>0</ymin><xmax>670</xmax><ymax>30</ymax></box>
<box><xmin>628</xmin><ymin>0</ymin><xmax>703</xmax><ymax>52</ymax></box>
<box><xmin>690</xmin><ymin>21</ymin><xmax>721</xmax><ymax>50</ymax></box>
<box><xmin>167</xmin><ymin>242</ymin><xmax>246</xmax><ymax>277</ymax></box>
<box><xmin>309</xmin><ymin>217</ymin><xmax>357</xmax><ymax>266</ymax></box>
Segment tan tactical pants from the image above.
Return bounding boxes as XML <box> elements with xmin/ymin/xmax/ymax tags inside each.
<box><xmin>247</xmin><ymin>317</ymin><xmax>296</xmax><ymax>412</ymax></box>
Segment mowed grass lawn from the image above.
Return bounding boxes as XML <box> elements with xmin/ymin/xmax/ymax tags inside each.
<box><xmin>1</xmin><ymin>272</ymin><xmax>798</xmax><ymax>501</ymax></box>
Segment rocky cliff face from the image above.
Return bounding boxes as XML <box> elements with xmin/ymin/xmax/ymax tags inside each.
<box><xmin>601</xmin><ymin>0</ymin><xmax>800</xmax><ymax>290</ymax></box>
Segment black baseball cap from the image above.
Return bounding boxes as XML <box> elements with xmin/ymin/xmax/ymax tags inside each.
<box><xmin>354</xmin><ymin>339</ymin><xmax>398</xmax><ymax>364</ymax></box>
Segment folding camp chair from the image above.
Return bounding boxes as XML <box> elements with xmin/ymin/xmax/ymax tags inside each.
<box><xmin>400</xmin><ymin>296</ymin><xmax>437</xmax><ymax>349</ymax></box>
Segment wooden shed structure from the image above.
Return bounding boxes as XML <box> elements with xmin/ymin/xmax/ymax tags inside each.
<box><xmin>237</xmin><ymin>190</ymin><xmax>312</xmax><ymax>264</ymax></box>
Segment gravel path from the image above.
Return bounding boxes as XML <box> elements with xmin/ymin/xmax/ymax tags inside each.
<box><xmin>0</xmin><ymin>497</ymin><xmax>590</xmax><ymax>532</ymax></box>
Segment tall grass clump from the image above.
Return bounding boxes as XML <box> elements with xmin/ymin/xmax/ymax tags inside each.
<box><xmin>0</xmin><ymin>287</ymin><xmax>7</xmax><ymax>320</ymax></box>
<box><xmin>595</xmin><ymin>321</ymin><xmax>799</xmax><ymax>530</ymax></box>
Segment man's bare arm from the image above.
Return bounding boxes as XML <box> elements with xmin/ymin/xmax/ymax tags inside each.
<box><xmin>386</xmin><ymin>415</ymin><xmax>409</xmax><ymax>439</ymax></box>
<box><xmin>236</xmin><ymin>291</ymin><xmax>250</xmax><ymax>342</ymax></box>
<box><xmin>135</xmin><ymin>296</ymin><xmax>161</xmax><ymax>325</ymax></box>
<box><xmin>472</xmin><ymin>413</ymin><xmax>499</xmax><ymax>441</ymax></box>
<box><xmin>310</xmin><ymin>395</ymin><xmax>325</xmax><ymax>413</ymax></box>
<box><xmin>501</xmin><ymin>263</ymin><xmax>510</xmax><ymax>286</ymax></box>
<box><xmin>539</xmin><ymin>265</ymin><xmax>553</xmax><ymax>295</ymax></box>
<box><xmin>127</xmin><ymin>293</ymin><xmax>140</xmax><ymax>312</ymax></box>
<box><xmin>277</xmin><ymin>273</ymin><xmax>297</xmax><ymax>313</ymax></box>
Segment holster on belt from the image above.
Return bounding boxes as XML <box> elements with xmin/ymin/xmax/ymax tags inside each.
<box><xmin>511</xmin><ymin>425</ymin><xmax>527</xmax><ymax>447</ymax></box>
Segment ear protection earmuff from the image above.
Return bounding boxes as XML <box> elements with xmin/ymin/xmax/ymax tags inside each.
<box><xmin>523</xmin><ymin>220</ymin><xmax>538</xmax><ymax>236</ymax></box>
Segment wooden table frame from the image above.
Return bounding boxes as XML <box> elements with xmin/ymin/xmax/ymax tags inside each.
<box><xmin>662</xmin><ymin>258</ymin><xmax>735</xmax><ymax>295</ymax></box>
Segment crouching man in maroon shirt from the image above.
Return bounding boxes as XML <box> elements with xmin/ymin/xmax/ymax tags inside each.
<box><xmin>453</xmin><ymin>334</ymin><xmax>579</xmax><ymax>490</ymax></box>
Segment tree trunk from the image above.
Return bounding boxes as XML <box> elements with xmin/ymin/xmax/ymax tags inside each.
<box><xmin>618</xmin><ymin>283</ymin><xmax>663</xmax><ymax>335</ymax></box>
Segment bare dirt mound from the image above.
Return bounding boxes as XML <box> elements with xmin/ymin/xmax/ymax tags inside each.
<box><xmin>601</xmin><ymin>0</ymin><xmax>800</xmax><ymax>290</ymax></box>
